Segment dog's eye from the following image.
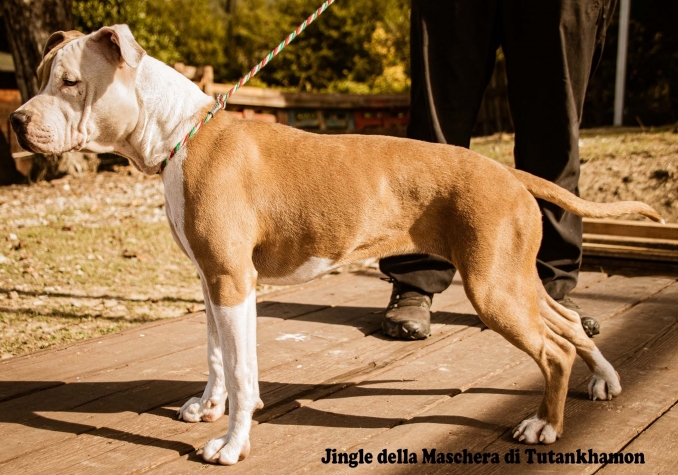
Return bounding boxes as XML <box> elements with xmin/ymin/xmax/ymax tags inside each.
<box><xmin>63</xmin><ymin>78</ymin><xmax>78</xmax><ymax>87</ymax></box>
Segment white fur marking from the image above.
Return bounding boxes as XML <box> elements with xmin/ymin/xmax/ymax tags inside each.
<box><xmin>202</xmin><ymin>290</ymin><xmax>262</xmax><ymax>465</ymax></box>
<box><xmin>258</xmin><ymin>257</ymin><xmax>336</xmax><ymax>285</ymax></box>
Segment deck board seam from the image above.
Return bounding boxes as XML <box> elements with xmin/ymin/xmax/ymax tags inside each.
<box><xmin>591</xmin><ymin>398</ymin><xmax>678</xmax><ymax>474</ymax></box>
<box><xmin>0</xmin><ymin>274</ymin><xmax>351</xmax><ymax>369</ymax></box>
<box><xmin>131</xmin><ymin>285</ymin><xmax>666</xmax><ymax>472</ymax></box>
<box><xmin>286</xmin><ymin>279</ymin><xmax>678</xmax><ymax>474</ymax></box>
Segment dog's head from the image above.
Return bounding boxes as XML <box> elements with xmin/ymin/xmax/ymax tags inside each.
<box><xmin>10</xmin><ymin>24</ymin><xmax>146</xmax><ymax>156</ymax></box>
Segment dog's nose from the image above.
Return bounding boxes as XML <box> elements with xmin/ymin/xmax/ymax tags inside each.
<box><xmin>9</xmin><ymin>111</ymin><xmax>31</xmax><ymax>131</ymax></box>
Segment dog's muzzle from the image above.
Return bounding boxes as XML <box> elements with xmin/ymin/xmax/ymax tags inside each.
<box><xmin>9</xmin><ymin>111</ymin><xmax>37</xmax><ymax>153</ymax></box>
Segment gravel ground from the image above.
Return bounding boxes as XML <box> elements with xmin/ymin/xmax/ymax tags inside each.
<box><xmin>0</xmin><ymin>168</ymin><xmax>204</xmax><ymax>358</ymax></box>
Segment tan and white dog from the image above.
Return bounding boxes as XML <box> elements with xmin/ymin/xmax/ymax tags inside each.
<box><xmin>11</xmin><ymin>25</ymin><xmax>664</xmax><ymax>465</ymax></box>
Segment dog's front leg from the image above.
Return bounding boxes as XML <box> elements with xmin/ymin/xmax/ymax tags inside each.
<box><xmin>179</xmin><ymin>280</ymin><xmax>227</xmax><ymax>422</ymax></box>
<box><xmin>201</xmin><ymin>280</ymin><xmax>263</xmax><ymax>465</ymax></box>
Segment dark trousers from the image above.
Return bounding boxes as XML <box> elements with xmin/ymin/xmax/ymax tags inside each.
<box><xmin>380</xmin><ymin>0</ymin><xmax>616</xmax><ymax>300</ymax></box>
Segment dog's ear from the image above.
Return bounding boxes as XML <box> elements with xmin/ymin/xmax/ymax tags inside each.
<box><xmin>37</xmin><ymin>30</ymin><xmax>85</xmax><ymax>89</ymax></box>
<box><xmin>42</xmin><ymin>30</ymin><xmax>84</xmax><ymax>58</ymax></box>
<box><xmin>90</xmin><ymin>24</ymin><xmax>146</xmax><ymax>68</ymax></box>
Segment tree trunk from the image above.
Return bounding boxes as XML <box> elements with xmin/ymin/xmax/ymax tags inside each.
<box><xmin>2</xmin><ymin>0</ymin><xmax>98</xmax><ymax>182</ymax></box>
<box><xmin>0</xmin><ymin>125</ymin><xmax>23</xmax><ymax>185</ymax></box>
<box><xmin>2</xmin><ymin>0</ymin><xmax>73</xmax><ymax>102</ymax></box>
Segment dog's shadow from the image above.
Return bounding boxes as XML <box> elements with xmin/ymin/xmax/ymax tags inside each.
<box><xmin>0</xmin><ymin>300</ymin><xmax>527</xmax><ymax>461</ymax></box>
<box><xmin>0</xmin><ymin>377</ymin><xmax>539</xmax><ymax>457</ymax></box>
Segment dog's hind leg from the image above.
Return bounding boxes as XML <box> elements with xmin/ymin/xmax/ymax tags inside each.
<box><xmin>463</xmin><ymin>270</ymin><xmax>576</xmax><ymax>444</ymax></box>
<box><xmin>537</xmin><ymin>284</ymin><xmax>621</xmax><ymax>401</ymax></box>
<box><xmin>178</xmin><ymin>279</ymin><xmax>228</xmax><ymax>423</ymax></box>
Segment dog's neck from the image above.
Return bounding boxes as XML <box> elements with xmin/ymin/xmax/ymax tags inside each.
<box><xmin>120</xmin><ymin>56</ymin><xmax>214</xmax><ymax>174</ymax></box>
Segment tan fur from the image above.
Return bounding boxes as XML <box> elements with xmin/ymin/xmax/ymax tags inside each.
<box><xmin>507</xmin><ymin>168</ymin><xmax>665</xmax><ymax>223</ymax></box>
<box><xmin>181</xmin><ymin>109</ymin><xmax>658</xmax><ymax>445</ymax></box>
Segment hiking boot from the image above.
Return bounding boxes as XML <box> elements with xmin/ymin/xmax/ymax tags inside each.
<box><xmin>382</xmin><ymin>282</ymin><xmax>432</xmax><ymax>340</ymax></box>
<box><xmin>557</xmin><ymin>296</ymin><xmax>600</xmax><ymax>338</ymax></box>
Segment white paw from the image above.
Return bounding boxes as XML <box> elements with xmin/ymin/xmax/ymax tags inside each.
<box><xmin>177</xmin><ymin>396</ymin><xmax>226</xmax><ymax>423</ymax></box>
<box><xmin>588</xmin><ymin>371</ymin><xmax>622</xmax><ymax>401</ymax></box>
<box><xmin>512</xmin><ymin>416</ymin><xmax>558</xmax><ymax>444</ymax></box>
<box><xmin>202</xmin><ymin>435</ymin><xmax>251</xmax><ymax>465</ymax></box>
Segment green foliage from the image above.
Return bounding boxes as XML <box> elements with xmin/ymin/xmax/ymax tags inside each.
<box><xmin>65</xmin><ymin>0</ymin><xmax>678</xmax><ymax>122</ymax></box>
<box><xmin>73</xmin><ymin>0</ymin><xmax>228</xmax><ymax>79</ymax></box>
<box><xmin>72</xmin><ymin>0</ymin><xmax>410</xmax><ymax>94</ymax></box>
<box><xmin>228</xmin><ymin>0</ymin><xmax>409</xmax><ymax>93</ymax></box>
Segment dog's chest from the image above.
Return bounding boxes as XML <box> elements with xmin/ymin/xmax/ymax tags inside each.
<box><xmin>161</xmin><ymin>152</ymin><xmax>339</xmax><ymax>285</ymax></box>
<box><xmin>161</xmin><ymin>152</ymin><xmax>201</xmax><ymax>266</ymax></box>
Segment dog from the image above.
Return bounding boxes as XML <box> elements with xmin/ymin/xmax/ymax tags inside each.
<box><xmin>10</xmin><ymin>25</ymin><xmax>663</xmax><ymax>465</ymax></box>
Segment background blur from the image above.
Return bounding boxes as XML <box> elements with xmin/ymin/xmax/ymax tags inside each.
<box><xmin>1</xmin><ymin>0</ymin><xmax>676</xmax><ymax>127</ymax></box>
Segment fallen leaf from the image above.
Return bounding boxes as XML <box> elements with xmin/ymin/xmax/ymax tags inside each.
<box><xmin>187</xmin><ymin>304</ymin><xmax>205</xmax><ymax>313</ymax></box>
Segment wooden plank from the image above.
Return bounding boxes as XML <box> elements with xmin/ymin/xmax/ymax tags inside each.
<box><xmin>0</xmin><ymin>274</ymin><xmax>400</xmax><ymax>463</ymax></box>
<box><xmin>597</xmin><ymin>402</ymin><xmax>678</xmax><ymax>474</ymax></box>
<box><xmin>296</xmin><ymin>280</ymin><xmax>678</xmax><ymax>475</ymax></box>
<box><xmin>583</xmin><ymin>242</ymin><xmax>678</xmax><ymax>263</ymax></box>
<box><xmin>0</xmin><ymin>273</ymin><xmax>380</xmax><ymax>402</ymax></box>
<box><xmin>582</xmin><ymin>219</ymin><xmax>678</xmax><ymax>269</ymax></box>
<box><xmin>575</xmin><ymin>271</ymin><xmax>608</xmax><ymax>290</ymax></box>
<box><xmin>583</xmin><ymin>218</ymin><xmax>678</xmax><ymax>242</ymax></box>
<box><xmin>567</xmin><ymin>275</ymin><xmax>673</xmax><ymax>320</ymax></box>
<box><xmin>2</xmin><ymin>284</ymin><xmax>474</xmax><ymax>474</ymax></box>
<box><xmin>0</xmin><ymin>313</ymin><xmax>207</xmax><ymax>402</ymax></box>
<box><xmin>146</xmin><ymin>275</ymin><xmax>672</xmax><ymax>474</ymax></box>
<box><xmin>212</xmin><ymin>85</ymin><xmax>410</xmax><ymax>110</ymax></box>
<box><xmin>584</xmin><ymin>234</ymin><xmax>678</xmax><ymax>251</ymax></box>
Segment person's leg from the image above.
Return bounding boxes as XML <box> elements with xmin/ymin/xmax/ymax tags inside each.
<box><xmin>380</xmin><ymin>0</ymin><xmax>500</xmax><ymax>339</ymax></box>
<box><xmin>501</xmin><ymin>0</ymin><xmax>617</xmax><ymax>300</ymax></box>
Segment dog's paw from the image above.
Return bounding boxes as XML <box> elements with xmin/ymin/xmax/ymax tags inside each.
<box><xmin>512</xmin><ymin>416</ymin><xmax>558</xmax><ymax>444</ymax></box>
<box><xmin>588</xmin><ymin>370</ymin><xmax>622</xmax><ymax>401</ymax></box>
<box><xmin>202</xmin><ymin>435</ymin><xmax>251</xmax><ymax>465</ymax></box>
<box><xmin>177</xmin><ymin>396</ymin><xmax>226</xmax><ymax>423</ymax></box>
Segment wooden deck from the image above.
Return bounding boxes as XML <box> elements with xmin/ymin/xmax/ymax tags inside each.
<box><xmin>1</xmin><ymin>270</ymin><xmax>677</xmax><ymax>474</ymax></box>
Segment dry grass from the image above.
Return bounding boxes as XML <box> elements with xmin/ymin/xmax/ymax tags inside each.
<box><xmin>0</xmin><ymin>170</ymin><xmax>204</xmax><ymax>358</ymax></box>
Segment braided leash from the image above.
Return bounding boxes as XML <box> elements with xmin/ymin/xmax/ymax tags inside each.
<box><xmin>158</xmin><ymin>0</ymin><xmax>336</xmax><ymax>174</ymax></box>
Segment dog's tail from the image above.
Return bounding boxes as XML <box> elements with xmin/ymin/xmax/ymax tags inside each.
<box><xmin>507</xmin><ymin>167</ymin><xmax>665</xmax><ymax>224</ymax></box>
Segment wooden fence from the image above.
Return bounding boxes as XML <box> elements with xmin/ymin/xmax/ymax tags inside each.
<box><xmin>175</xmin><ymin>60</ymin><xmax>513</xmax><ymax>137</ymax></box>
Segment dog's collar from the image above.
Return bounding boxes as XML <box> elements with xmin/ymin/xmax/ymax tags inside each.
<box><xmin>157</xmin><ymin>95</ymin><xmax>226</xmax><ymax>174</ymax></box>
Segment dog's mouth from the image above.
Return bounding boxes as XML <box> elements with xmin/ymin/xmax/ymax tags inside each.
<box><xmin>14</xmin><ymin>133</ymin><xmax>39</xmax><ymax>154</ymax></box>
